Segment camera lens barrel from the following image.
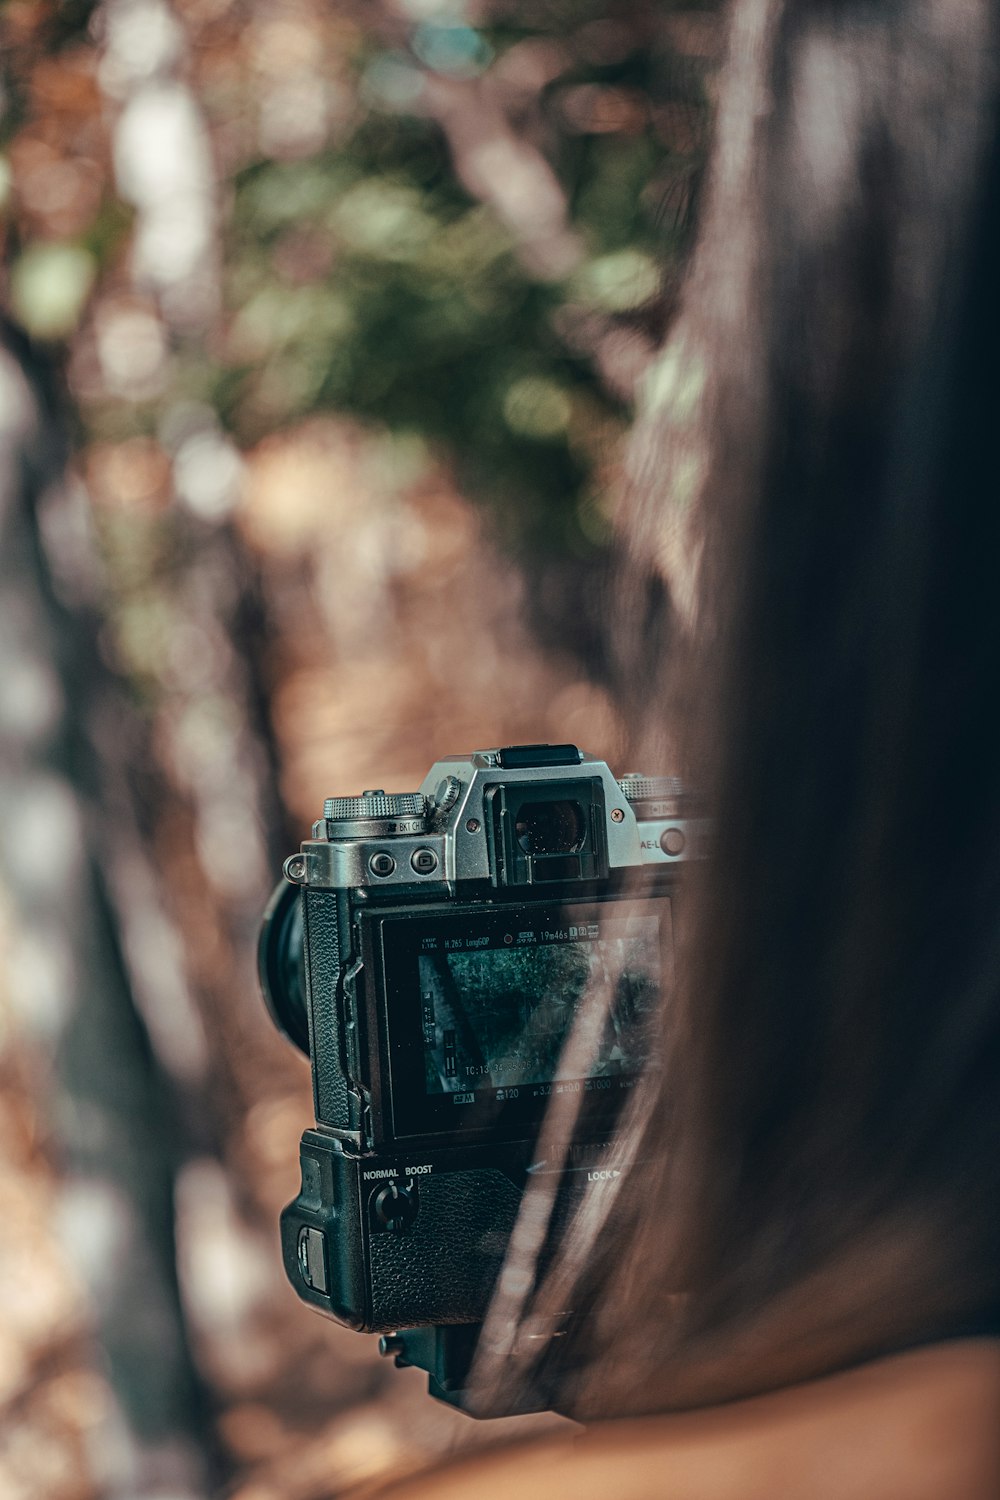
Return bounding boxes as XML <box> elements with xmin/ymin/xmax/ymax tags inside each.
<box><xmin>257</xmin><ymin>877</ymin><xmax>310</xmax><ymax>1056</ymax></box>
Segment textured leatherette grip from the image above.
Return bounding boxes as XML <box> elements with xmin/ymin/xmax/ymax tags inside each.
<box><xmin>303</xmin><ymin>890</ymin><xmax>352</xmax><ymax>1128</ymax></box>
<box><xmin>368</xmin><ymin>1169</ymin><xmax>521</xmax><ymax>1330</ymax></box>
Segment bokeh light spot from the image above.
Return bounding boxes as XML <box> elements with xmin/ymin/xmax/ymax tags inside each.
<box><xmin>10</xmin><ymin>244</ymin><xmax>96</xmax><ymax>339</ymax></box>
<box><xmin>571</xmin><ymin>249</ymin><xmax>660</xmax><ymax>312</ymax></box>
<box><xmin>413</xmin><ymin>23</ymin><xmax>492</xmax><ymax>78</ymax></box>
<box><xmin>503</xmin><ymin>376</ymin><xmax>573</xmax><ymax>438</ymax></box>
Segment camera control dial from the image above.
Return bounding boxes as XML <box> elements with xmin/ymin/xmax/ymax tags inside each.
<box><xmin>321</xmin><ymin>790</ymin><xmax>429</xmax><ymax>839</ymax></box>
<box><xmin>618</xmin><ymin>774</ymin><xmax>689</xmax><ymax>819</ymax></box>
<box><xmin>618</xmin><ymin>775</ymin><xmax>685</xmax><ymax>803</ymax></box>
<box><xmin>372</xmin><ymin>1182</ymin><xmax>419</xmax><ymax>1232</ymax></box>
<box><xmin>433</xmin><ymin>775</ymin><xmax>462</xmax><ymax>816</ymax></box>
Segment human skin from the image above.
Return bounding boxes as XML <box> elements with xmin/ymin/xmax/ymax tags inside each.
<box><xmin>375</xmin><ymin>1339</ymin><xmax>1000</xmax><ymax>1500</ymax></box>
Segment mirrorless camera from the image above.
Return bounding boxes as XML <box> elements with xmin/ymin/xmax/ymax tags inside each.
<box><xmin>258</xmin><ymin>744</ymin><xmax>702</xmax><ymax>1411</ymax></box>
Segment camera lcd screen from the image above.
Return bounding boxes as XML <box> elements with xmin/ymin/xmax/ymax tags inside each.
<box><xmin>377</xmin><ymin>898</ymin><xmax>668</xmax><ymax>1140</ymax></box>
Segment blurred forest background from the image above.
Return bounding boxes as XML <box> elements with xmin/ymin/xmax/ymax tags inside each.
<box><xmin>0</xmin><ymin>2</ymin><xmax>721</xmax><ymax>1496</ymax></box>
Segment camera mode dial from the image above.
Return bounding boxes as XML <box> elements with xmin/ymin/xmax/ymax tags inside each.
<box><xmin>321</xmin><ymin>790</ymin><xmax>429</xmax><ymax>839</ymax></box>
<box><xmin>618</xmin><ymin>775</ymin><xmax>685</xmax><ymax>802</ymax></box>
<box><xmin>618</xmin><ymin>775</ymin><xmax>687</xmax><ymax>816</ymax></box>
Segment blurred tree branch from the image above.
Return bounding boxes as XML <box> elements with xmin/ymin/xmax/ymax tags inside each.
<box><xmin>0</xmin><ymin>319</ymin><xmax>214</xmax><ymax>1497</ymax></box>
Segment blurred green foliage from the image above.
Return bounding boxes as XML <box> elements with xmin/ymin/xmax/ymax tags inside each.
<box><xmin>227</xmin><ymin>136</ymin><xmax>594</xmax><ymax>549</ymax></box>
<box><xmin>1</xmin><ymin>1</ymin><xmax>717</xmax><ymax>559</ymax></box>
<box><xmin>211</xmin><ymin>11</ymin><xmax>715</xmax><ymax>556</ymax></box>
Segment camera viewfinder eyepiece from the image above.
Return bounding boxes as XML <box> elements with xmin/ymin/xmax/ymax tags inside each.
<box><xmin>486</xmin><ymin>777</ymin><xmax>608</xmax><ymax>886</ymax></box>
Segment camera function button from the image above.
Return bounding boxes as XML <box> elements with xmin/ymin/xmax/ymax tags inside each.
<box><xmin>296</xmin><ymin>1226</ymin><xmax>328</xmax><ymax>1294</ymax></box>
<box><xmin>368</xmin><ymin>851</ymin><xmax>396</xmax><ymax>878</ymax></box>
<box><xmin>659</xmin><ymin>827</ymin><xmax>686</xmax><ymax>857</ymax></box>
<box><xmin>410</xmin><ymin>848</ymin><xmax>439</xmax><ymax>875</ymax></box>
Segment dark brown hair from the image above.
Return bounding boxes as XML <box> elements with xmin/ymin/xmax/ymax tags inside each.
<box><xmin>475</xmin><ymin>0</ymin><xmax>1000</xmax><ymax>1418</ymax></box>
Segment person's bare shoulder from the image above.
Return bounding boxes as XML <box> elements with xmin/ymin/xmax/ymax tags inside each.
<box><xmin>374</xmin><ymin>1340</ymin><xmax>1000</xmax><ymax>1500</ymax></box>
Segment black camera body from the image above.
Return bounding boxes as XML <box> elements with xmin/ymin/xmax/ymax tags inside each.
<box><xmin>259</xmin><ymin>745</ymin><xmax>703</xmax><ymax>1403</ymax></box>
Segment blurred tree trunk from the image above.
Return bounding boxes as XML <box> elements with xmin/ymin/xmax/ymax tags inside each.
<box><xmin>0</xmin><ymin>321</ymin><xmax>215</xmax><ymax>1498</ymax></box>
